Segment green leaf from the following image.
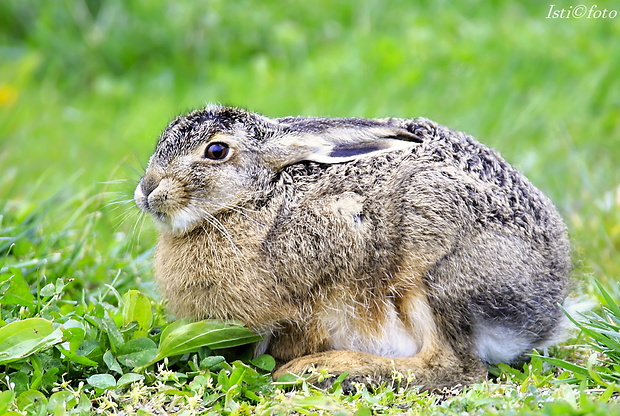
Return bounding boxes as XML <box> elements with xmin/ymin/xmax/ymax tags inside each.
<box><xmin>250</xmin><ymin>354</ymin><xmax>276</xmax><ymax>372</ymax></box>
<box><xmin>56</xmin><ymin>320</ymin><xmax>99</xmax><ymax>367</ymax></box>
<box><xmin>0</xmin><ymin>318</ymin><xmax>64</xmax><ymax>365</ymax></box>
<box><xmin>224</xmin><ymin>383</ymin><xmax>242</xmax><ymax>411</ymax></box>
<box><xmin>243</xmin><ymin>389</ymin><xmax>261</xmax><ymax>402</ymax></box>
<box><xmin>586</xmin><ymin>354</ymin><xmax>618</xmax><ymax>387</ymax></box>
<box><xmin>86</xmin><ymin>374</ymin><xmax>117</xmax><ymax>390</ymax></box>
<box><xmin>39</xmin><ymin>283</ymin><xmax>56</xmax><ymax>298</ymax></box>
<box><xmin>157</xmin><ymin>319</ymin><xmax>187</xmax><ymax>346</ymax></box>
<box><xmin>355</xmin><ymin>406</ymin><xmax>373</xmax><ymax>416</ymax></box>
<box><xmin>103</xmin><ymin>316</ymin><xmax>126</xmax><ymax>352</ymax></box>
<box><xmin>9</xmin><ymin>371</ymin><xmax>29</xmax><ymax>395</ymax></box>
<box><xmin>595</xmin><ymin>280</ymin><xmax>620</xmax><ymax>317</ymax></box>
<box><xmin>122</xmin><ymin>290</ymin><xmax>153</xmax><ymax>331</ymax></box>
<box><xmin>116</xmin><ymin>373</ymin><xmax>145</xmax><ymax>389</ymax></box>
<box><xmin>56</xmin><ymin>346</ymin><xmax>99</xmax><ymax>367</ymax></box>
<box><xmin>201</xmin><ymin>355</ymin><xmax>227</xmax><ymax>370</ymax></box>
<box><xmin>0</xmin><ymin>390</ymin><xmax>16</xmax><ymax>414</ymax></box>
<box><xmin>16</xmin><ymin>390</ymin><xmax>48</xmax><ymax>414</ymax></box>
<box><xmin>145</xmin><ymin>320</ymin><xmax>261</xmax><ymax>367</ymax></box>
<box><xmin>117</xmin><ymin>337</ymin><xmax>158</xmax><ymax>368</ymax></box>
<box><xmin>287</xmin><ymin>395</ymin><xmax>339</xmax><ymax>411</ymax></box>
<box><xmin>218</xmin><ymin>368</ymin><xmax>230</xmax><ymax>391</ymax></box>
<box><xmin>203</xmin><ymin>393</ymin><xmax>224</xmax><ymax>407</ymax></box>
<box><xmin>228</xmin><ymin>363</ymin><xmax>248</xmax><ymax>388</ymax></box>
<box><xmin>536</xmin><ymin>356</ymin><xmax>589</xmax><ymax>377</ymax></box>
<box><xmin>0</xmin><ymin>270</ymin><xmax>34</xmax><ymax>307</ymax></box>
<box><xmin>47</xmin><ymin>391</ymin><xmax>78</xmax><ymax>413</ymax></box>
<box><xmin>59</xmin><ymin>319</ymin><xmax>86</xmax><ymax>350</ymax></box>
<box><xmin>103</xmin><ymin>350</ymin><xmax>123</xmax><ymax>374</ymax></box>
<box><xmin>75</xmin><ymin>392</ymin><xmax>92</xmax><ymax>414</ymax></box>
<box><xmin>273</xmin><ymin>373</ymin><xmax>300</xmax><ymax>384</ymax></box>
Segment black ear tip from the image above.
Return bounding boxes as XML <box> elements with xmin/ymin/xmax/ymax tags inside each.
<box><xmin>391</xmin><ymin>132</ymin><xmax>424</xmax><ymax>143</ymax></box>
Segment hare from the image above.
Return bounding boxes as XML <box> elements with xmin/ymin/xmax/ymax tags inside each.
<box><xmin>134</xmin><ymin>105</ymin><xmax>571</xmax><ymax>390</ymax></box>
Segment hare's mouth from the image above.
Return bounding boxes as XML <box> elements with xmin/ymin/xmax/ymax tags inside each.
<box><xmin>150</xmin><ymin>210</ymin><xmax>171</xmax><ymax>224</ymax></box>
<box><xmin>134</xmin><ymin>177</ymin><xmax>202</xmax><ymax>234</ymax></box>
<box><xmin>143</xmin><ymin>206</ymin><xmax>203</xmax><ymax>234</ymax></box>
<box><xmin>140</xmin><ymin>200</ymin><xmax>202</xmax><ymax>233</ymax></box>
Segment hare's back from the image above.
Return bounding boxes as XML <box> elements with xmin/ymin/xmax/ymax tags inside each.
<box><xmin>281</xmin><ymin>120</ymin><xmax>570</xmax><ymax>363</ymax></box>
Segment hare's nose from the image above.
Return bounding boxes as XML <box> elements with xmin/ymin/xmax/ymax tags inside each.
<box><xmin>141</xmin><ymin>175</ymin><xmax>160</xmax><ymax>197</ymax></box>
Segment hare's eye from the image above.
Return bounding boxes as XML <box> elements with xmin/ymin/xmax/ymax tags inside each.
<box><xmin>204</xmin><ymin>142</ymin><xmax>230</xmax><ymax>160</ymax></box>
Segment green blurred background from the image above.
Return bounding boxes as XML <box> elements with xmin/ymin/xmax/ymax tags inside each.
<box><xmin>1</xmin><ymin>0</ymin><xmax>618</xmax><ymax>288</ymax></box>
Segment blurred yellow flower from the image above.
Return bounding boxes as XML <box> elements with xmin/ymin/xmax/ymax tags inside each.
<box><xmin>0</xmin><ymin>84</ymin><xmax>18</xmax><ymax>106</ymax></box>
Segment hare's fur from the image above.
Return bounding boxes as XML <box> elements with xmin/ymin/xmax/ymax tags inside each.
<box><xmin>135</xmin><ymin>106</ymin><xmax>570</xmax><ymax>390</ymax></box>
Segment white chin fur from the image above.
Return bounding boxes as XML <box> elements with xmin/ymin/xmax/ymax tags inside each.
<box><xmin>157</xmin><ymin>208</ymin><xmax>203</xmax><ymax>234</ymax></box>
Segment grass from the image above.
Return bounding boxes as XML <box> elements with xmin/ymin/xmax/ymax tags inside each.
<box><xmin>1</xmin><ymin>0</ymin><xmax>619</xmax><ymax>414</ymax></box>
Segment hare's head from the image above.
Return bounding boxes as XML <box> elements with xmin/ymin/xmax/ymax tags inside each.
<box><xmin>135</xmin><ymin>105</ymin><xmax>421</xmax><ymax>234</ymax></box>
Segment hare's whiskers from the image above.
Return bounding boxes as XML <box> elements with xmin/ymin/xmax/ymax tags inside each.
<box><xmin>192</xmin><ymin>196</ymin><xmax>266</xmax><ymax>228</ymax></box>
<box><xmin>193</xmin><ymin>207</ymin><xmax>245</xmax><ymax>259</ymax></box>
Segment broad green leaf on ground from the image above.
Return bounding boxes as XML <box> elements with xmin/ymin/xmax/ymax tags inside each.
<box><xmin>117</xmin><ymin>373</ymin><xmax>145</xmax><ymax>388</ymax></box>
<box><xmin>16</xmin><ymin>390</ymin><xmax>47</xmax><ymax>414</ymax></box>
<box><xmin>103</xmin><ymin>350</ymin><xmax>123</xmax><ymax>374</ymax></box>
<box><xmin>0</xmin><ymin>318</ymin><xmax>64</xmax><ymax>365</ymax></box>
<box><xmin>250</xmin><ymin>354</ymin><xmax>277</xmax><ymax>372</ymax></box>
<box><xmin>0</xmin><ymin>270</ymin><xmax>35</xmax><ymax>307</ymax></box>
<box><xmin>0</xmin><ymin>391</ymin><xmax>16</xmax><ymax>414</ymax></box>
<box><xmin>122</xmin><ymin>289</ymin><xmax>153</xmax><ymax>330</ymax></box>
<box><xmin>87</xmin><ymin>374</ymin><xmax>117</xmax><ymax>390</ymax></box>
<box><xmin>117</xmin><ymin>337</ymin><xmax>158</xmax><ymax>368</ymax></box>
<box><xmin>47</xmin><ymin>391</ymin><xmax>79</xmax><ymax>413</ymax></box>
<box><xmin>56</xmin><ymin>346</ymin><xmax>99</xmax><ymax>367</ymax></box>
<box><xmin>145</xmin><ymin>320</ymin><xmax>262</xmax><ymax>367</ymax></box>
<box><xmin>57</xmin><ymin>318</ymin><xmax>99</xmax><ymax>366</ymax></box>
<box><xmin>86</xmin><ymin>372</ymin><xmax>146</xmax><ymax>391</ymax></box>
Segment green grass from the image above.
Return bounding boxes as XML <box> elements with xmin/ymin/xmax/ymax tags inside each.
<box><xmin>1</xmin><ymin>0</ymin><xmax>619</xmax><ymax>414</ymax></box>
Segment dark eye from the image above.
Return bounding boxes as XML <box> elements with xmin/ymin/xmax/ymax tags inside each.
<box><xmin>204</xmin><ymin>142</ymin><xmax>230</xmax><ymax>160</ymax></box>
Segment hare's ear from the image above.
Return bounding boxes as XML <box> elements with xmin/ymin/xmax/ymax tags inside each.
<box><xmin>265</xmin><ymin>125</ymin><xmax>422</xmax><ymax>169</ymax></box>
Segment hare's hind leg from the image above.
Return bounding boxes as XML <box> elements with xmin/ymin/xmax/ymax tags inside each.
<box><xmin>273</xmin><ymin>343</ymin><xmax>486</xmax><ymax>391</ymax></box>
<box><xmin>273</xmin><ymin>288</ymin><xmax>487</xmax><ymax>390</ymax></box>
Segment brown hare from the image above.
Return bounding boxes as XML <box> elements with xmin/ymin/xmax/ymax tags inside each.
<box><xmin>134</xmin><ymin>105</ymin><xmax>571</xmax><ymax>390</ymax></box>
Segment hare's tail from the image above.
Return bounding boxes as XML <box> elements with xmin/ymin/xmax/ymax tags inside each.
<box><xmin>536</xmin><ymin>295</ymin><xmax>594</xmax><ymax>349</ymax></box>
